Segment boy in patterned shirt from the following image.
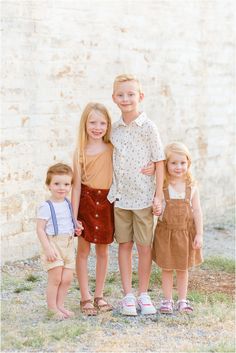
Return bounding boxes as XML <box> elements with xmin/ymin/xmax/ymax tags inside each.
<box><xmin>108</xmin><ymin>74</ymin><xmax>165</xmax><ymax>315</ymax></box>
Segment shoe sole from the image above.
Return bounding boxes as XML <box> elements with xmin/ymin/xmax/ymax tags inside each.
<box><xmin>159</xmin><ymin>310</ymin><xmax>173</xmax><ymax>314</ymax></box>
<box><xmin>137</xmin><ymin>304</ymin><xmax>157</xmax><ymax>315</ymax></box>
<box><xmin>121</xmin><ymin>309</ymin><xmax>137</xmax><ymax>316</ymax></box>
<box><xmin>140</xmin><ymin>310</ymin><xmax>157</xmax><ymax>315</ymax></box>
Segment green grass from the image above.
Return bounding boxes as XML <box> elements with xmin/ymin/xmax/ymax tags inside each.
<box><xmin>50</xmin><ymin>325</ymin><xmax>87</xmax><ymax>340</ymax></box>
<box><xmin>1</xmin><ymin>273</ymin><xmax>22</xmax><ymax>290</ymax></box>
<box><xmin>187</xmin><ymin>341</ymin><xmax>235</xmax><ymax>352</ymax></box>
<box><xmin>14</xmin><ymin>284</ymin><xmax>33</xmax><ymax>293</ymax></box>
<box><xmin>1</xmin><ymin>250</ymin><xmax>235</xmax><ymax>353</ymax></box>
<box><xmin>202</xmin><ymin>256</ymin><xmax>235</xmax><ymax>273</ymax></box>
<box><xmin>26</xmin><ymin>273</ymin><xmax>40</xmax><ymax>282</ymax></box>
<box><xmin>23</xmin><ymin>335</ymin><xmax>45</xmax><ymax>349</ymax></box>
<box><xmin>107</xmin><ymin>272</ymin><xmax>120</xmax><ymax>284</ymax></box>
<box><xmin>149</xmin><ymin>267</ymin><xmax>162</xmax><ymax>287</ymax></box>
<box><xmin>188</xmin><ymin>290</ymin><xmax>233</xmax><ymax>304</ymax></box>
<box><xmin>131</xmin><ymin>271</ymin><xmax>139</xmax><ymax>286</ymax></box>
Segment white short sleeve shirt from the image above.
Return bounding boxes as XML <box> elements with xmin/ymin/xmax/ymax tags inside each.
<box><xmin>37</xmin><ymin>200</ymin><xmax>74</xmax><ymax>236</ymax></box>
<box><xmin>107</xmin><ymin>112</ymin><xmax>165</xmax><ymax>209</ymax></box>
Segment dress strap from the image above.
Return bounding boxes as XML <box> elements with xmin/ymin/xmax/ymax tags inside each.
<box><xmin>185</xmin><ymin>185</ymin><xmax>191</xmax><ymax>202</ymax></box>
<box><xmin>163</xmin><ymin>187</ymin><xmax>170</xmax><ymax>201</ymax></box>
<box><xmin>46</xmin><ymin>200</ymin><xmax>58</xmax><ymax>236</ymax></box>
<box><xmin>65</xmin><ymin>198</ymin><xmax>77</xmax><ymax>230</ymax></box>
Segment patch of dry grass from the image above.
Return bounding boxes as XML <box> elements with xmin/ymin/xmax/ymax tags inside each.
<box><xmin>1</xmin><ymin>255</ymin><xmax>235</xmax><ymax>353</ymax></box>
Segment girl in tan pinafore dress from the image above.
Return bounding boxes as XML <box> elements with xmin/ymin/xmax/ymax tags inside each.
<box><xmin>152</xmin><ymin>142</ymin><xmax>203</xmax><ymax>314</ymax></box>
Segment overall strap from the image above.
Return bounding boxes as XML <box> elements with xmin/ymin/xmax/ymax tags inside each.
<box><xmin>163</xmin><ymin>187</ymin><xmax>170</xmax><ymax>201</ymax></box>
<box><xmin>185</xmin><ymin>184</ymin><xmax>191</xmax><ymax>202</ymax></box>
<box><xmin>46</xmin><ymin>200</ymin><xmax>58</xmax><ymax>236</ymax></box>
<box><xmin>65</xmin><ymin>198</ymin><xmax>77</xmax><ymax>230</ymax></box>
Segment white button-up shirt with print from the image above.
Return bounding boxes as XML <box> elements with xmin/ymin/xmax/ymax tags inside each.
<box><xmin>108</xmin><ymin>112</ymin><xmax>165</xmax><ymax>210</ymax></box>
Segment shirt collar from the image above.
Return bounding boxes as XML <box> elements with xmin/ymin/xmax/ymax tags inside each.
<box><xmin>118</xmin><ymin>112</ymin><xmax>147</xmax><ymax>126</ymax></box>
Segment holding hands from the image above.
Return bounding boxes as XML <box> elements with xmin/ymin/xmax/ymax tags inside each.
<box><xmin>152</xmin><ymin>195</ymin><xmax>162</xmax><ymax>216</ymax></box>
<box><xmin>75</xmin><ymin>220</ymin><xmax>84</xmax><ymax>236</ymax></box>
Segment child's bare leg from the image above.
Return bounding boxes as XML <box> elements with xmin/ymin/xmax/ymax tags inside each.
<box><xmin>176</xmin><ymin>270</ymin><xmax>188</xmax><ymax>300</ymax></box>
<box><xmin>47</xmin><ymin>267</ymin><xmax>65</xmax><ymax>319</ymax></box>
<box><xmin>136</xmin><ymin>244</ymin><xmax>152</xmax><ymax>295</ymax></box>
<box><xmin>118</xmin><ymin>241</ymin><xmax>133</xmax><ymax>295</ymax></box>
<box><xmin>76</xmin><ymin>237</ymin><xmax>93</xmax><ymax>309</ymax></box>
<box><xmin>57</xmin><ymin>268</ymin><xmax>74</xmax><ymax>317</ymax></box>
<box><xmin>162</xmin><ymin>270</ymin><xmax>174</xmax><ymax>299</ymax></box>
<box><xmin>94</xmin><ymin>244</ymin><xmax>109</xmax><ymax>304</ymax></box>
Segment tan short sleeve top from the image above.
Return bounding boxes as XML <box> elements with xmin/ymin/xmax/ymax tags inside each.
<box><xmin>80</xmin><ymin>143</ymin><xmax>113</xmax><ymax>189</ymax></box>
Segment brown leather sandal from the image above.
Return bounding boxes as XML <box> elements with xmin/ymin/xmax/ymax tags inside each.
<box><xmin>80</xmin><ymin>299</ymin><xmax>97</xmax><ymax>316</ymax></box>
<box><xmin>94</xmin><ymin>297</ymin><xmax>113</xmax><ymax>312</ymax></box>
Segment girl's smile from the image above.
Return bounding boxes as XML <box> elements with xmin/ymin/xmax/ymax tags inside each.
<box><xmin>167</xmin><ymin>153</ymin><xmax>188</xmax><ymax>180</ymax></box>
<box><xmin>86</xmin><ymin>110</ymin><xmax>108</xmax><ymax>141</ymax></box>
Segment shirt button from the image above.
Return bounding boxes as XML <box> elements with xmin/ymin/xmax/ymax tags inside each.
<box><xmin>96</xmin><ymin>201</ymin><xmax>99</xmax><ymax>205</ymax></box>
<box><xmin>94</xmin><ymin>238</ymin><xmax>97</xmax><ymax>241</ymax></box>
<box><xmin>98</xmin><ymin>190</ymin><xmax>101</xmax><ymax>194</ymax></box>
<box><xmin>95</xmin><ymin>226</ymin><xmax>99</xmax><ymax>230</ymax></box>
<box><xmin>95</xmin><ymin>214</ymin><xmax>99</xmax><ymax>218</ymax></box>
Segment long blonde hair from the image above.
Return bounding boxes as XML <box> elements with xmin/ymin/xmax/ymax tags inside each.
<box><xmin>164</xmin><ymin>142</ymin><xmax>194</xmax><ymax>187</ymax></box>
<box><xmin>74</xmin><ymin>102</ymin><xmax>112</xmax><ymax>169</ymax></box>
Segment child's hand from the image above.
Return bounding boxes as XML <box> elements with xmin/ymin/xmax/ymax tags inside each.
<box><xmin>193</xmin><ymin>234</ymin><xmax>203</xmax><ymax>249</ymax></box>
<box><xmin>152</xmin><ymin>196</ymin><xmax>162</xmax><ymax>216</ymax></box>
<box><xmin>45</xmin><ymin>246</ymin><xmax>58</xmax><ymax>262</ymax></box>
<box><xmin>140</xmin><ymin>161</ymin><xmax>155</xmax><ymax>176</ymax></box>
<box><xmin>75</xmin><ymin>220</ymin><xmax>84</xmax><ymax>236</ymax></box>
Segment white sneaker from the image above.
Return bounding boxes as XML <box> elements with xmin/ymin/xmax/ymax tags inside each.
<box><xmin>137</xmin><ymin>292</ymin><xmax>157</xmax><ymax>315</ymax></box>
<box><xmin>121</xmin><ymin>293</ymin><xmax>137</xmax><ymax>316</ymax></box>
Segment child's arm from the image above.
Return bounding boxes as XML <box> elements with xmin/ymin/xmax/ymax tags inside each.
<box><xmin>153</xmin><ymin>160</ymin><xmax>164</xmax><ymax>215</ymax></box>
<box><xmin>192</xmin><ymin>187</ymin><xmax>203</xmax><ymax>249</ymax></box>
<box><xmin>140</xmin><ymin>161</ymin><xmax>155</xmax><ymax>175</ymax></box>
<box><xmin>71</xmin><ymin>154</ymin><xmax>83</xmax><ymax>236</ymax></box>
<box><xmin>36</xmin><ymin>219</ymin><xmax>58</xmax><ymax>262</ymax></box>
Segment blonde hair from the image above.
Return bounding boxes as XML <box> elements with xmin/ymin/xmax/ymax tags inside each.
<box><xmin>113</xmin><ymin>74</ymin><xmax>142</xmax><ymax>93</ymax></box>
<box><xmin>164</xmin><ymin>142</ymin><xmax>194</xmax><ymax>187</ymax></box>
<box><xmin>74</xmin><ymin>102</ymin><xmax>112</xmax><ymax>169</ymax></box>
<box><xmin>45</xmin><ymin>163</ymin><xmax>73</xmax><ymax>185</ymax></box>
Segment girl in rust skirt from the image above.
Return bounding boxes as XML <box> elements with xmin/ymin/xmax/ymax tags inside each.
<box><xmin>72</xmin><ymin>102</ymin><xmax>114</xmax><ymax>315</ymax></box>
<box><xmin>152</xmin><ymin>142</ymin><xmax>203</xmax><ymax>314</ymax></box>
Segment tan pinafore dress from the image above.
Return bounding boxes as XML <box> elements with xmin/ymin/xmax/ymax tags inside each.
<box><xmin>152</xmin><ymin>184</ymin><xmax>203</xmax><ymax>271</ymax></box>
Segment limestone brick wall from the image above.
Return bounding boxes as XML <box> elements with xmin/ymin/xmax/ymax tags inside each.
<box><xmin>1</xmin><ymin>0</ymin><xmax>235</xmax><ymax>263</ymax></box>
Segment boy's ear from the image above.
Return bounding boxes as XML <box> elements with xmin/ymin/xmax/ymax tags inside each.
<box><xmin>139</xmin><ymin>92</ymin><xmax>144</xmax><ymax>101</ymax></box>
<box><xmin>112</xmin><ymin>94</ymin><xmax>116</xmax><ymax>102</ymax></box>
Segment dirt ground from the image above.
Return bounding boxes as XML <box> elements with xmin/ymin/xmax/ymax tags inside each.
<box><xmin>1</xmin><ymin>224</ymin><xmax>235</xmax><ymax>353</ymax></box>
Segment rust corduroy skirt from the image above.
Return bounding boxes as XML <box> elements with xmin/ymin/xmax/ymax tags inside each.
<box><xmin>77</xmin><ymin>184</ymin><xmax>114</xmax><ymax>244</ymax></box>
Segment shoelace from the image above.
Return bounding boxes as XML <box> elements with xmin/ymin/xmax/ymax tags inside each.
<box><xmin>124</xmin><ymin>296</ymin><xmax>136</xmax><ymax>306</ymax></box>
<box><xmin>139</xmin><ymin>294</ymin><xmax>152</xmax><ymax>305</ymax></box>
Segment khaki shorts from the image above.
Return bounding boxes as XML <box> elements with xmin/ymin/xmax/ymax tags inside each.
<box><xmin>40</xmin><ymin>234</ymin><xmax>75</xmax><ymax>271</ymax></box>
<box><xmin>114</xmin><ymin>207</ymin><xmax>154</xmax><ymax>246</ymax></box>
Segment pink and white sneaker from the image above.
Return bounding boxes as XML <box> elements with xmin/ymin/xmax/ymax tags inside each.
<box><xmin>137</xmin><ymin>292</ymin><xmax>157</xmax><ymax>315</ymax></box>
<box><xmin>121</xmin><ymin>293</ymin><xmax>137</xmax><ymax>316</ymax></box>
